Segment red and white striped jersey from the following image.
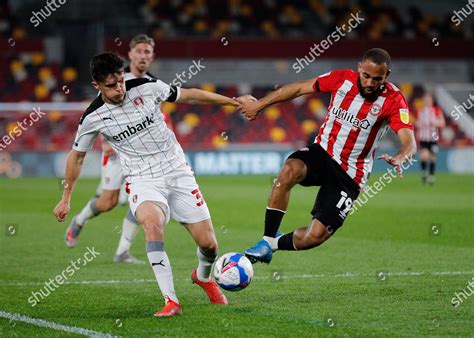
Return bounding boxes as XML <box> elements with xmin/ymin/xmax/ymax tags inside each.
<box><xmin>313</xmin><ymin>69</ymin><xmax>413</xmax><ymax>188</ymax></box>
<box><xmin>415</xmin><ymin>106</ymin><xmax>442</xmax><ymax>142</ymax></box>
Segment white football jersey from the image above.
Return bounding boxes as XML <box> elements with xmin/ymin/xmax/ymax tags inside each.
<box><xmin>124</xmin><ymin>65</ymin><xmax>155</xmax><ymax>81</ymax></box>
<box><xmin>73</xmin><ymin>78</ymin><xmax>185</xmax><ymax>182</ymax></box>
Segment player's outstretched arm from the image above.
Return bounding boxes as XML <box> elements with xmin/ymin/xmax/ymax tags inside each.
<box><xmin>177</xmin><ymin>88</ymin><xmax>238</xmax><ymax>106</ymax></box>
<box><xmin>236</xmin><ymin>78</ymin><xmax>315</xmax><ymax>120</ymax></box>
<box><xmin>377</xmin><ymin>128</ymin><xmax>417</xmax><ymax>176</ymax></box>
<box><xmin>53</xmin><ymin>150</ymin><xmax>87</xmax><ymax>222</ymax></box>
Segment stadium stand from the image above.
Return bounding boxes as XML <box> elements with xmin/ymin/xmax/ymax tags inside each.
<box><xmin>0</xmin><ymin>81</ymin><xmax>470</xmax><ymax>151</ymax></box>
<box><xmin>138</xmin><ymin>0</ymin><xmax>472</xmax><ymax>39</ymax></box>
<box><xmin>0</xmin><ymin>0</ymin><xmax>473</xmax><ymax>151</ymax></box>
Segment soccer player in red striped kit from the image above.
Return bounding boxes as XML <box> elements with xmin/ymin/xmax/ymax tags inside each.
<box><xmin>414</xmin><ymin>92</ymin><xmax>445</xmax><ymax>185</ymax></box>
<box><xmin>238</xmin><ymin>48</ymin><xmax>417</xmax><ymax>263</ymax></box>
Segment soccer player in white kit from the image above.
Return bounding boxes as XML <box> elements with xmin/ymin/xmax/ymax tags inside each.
<box><xmin>64</xmin><ymin>34</ymin><xmax>170</xmax><ymax>264</ymax></box>
<box><xmin>53</xmin><ymin>52</ymin><xmax>241</xmax><ymax>317</ymax></box>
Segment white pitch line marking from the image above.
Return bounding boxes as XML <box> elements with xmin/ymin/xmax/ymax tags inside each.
<box><xmin>0</xmin><ymin>311</ymin><xmax>118</xmax><ymax>337</ymax></box>
<box><xmin>1</xmin><ymin>270</ymin><xmax>472</xmax><ymax>286</ymax></box>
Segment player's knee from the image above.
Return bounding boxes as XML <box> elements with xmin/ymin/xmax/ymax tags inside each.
<box><xmin>103</xmin><ymin>200</ymin><xmax>118</xmax><ymax>211</ymax></box>
<box><xmin>141</xmin><ymin>219</ymin><xmax>164</xmax><ymax>237</ymax></box>
<box><xmin>302</xmin><ymin>225</ymin><xmax>330</xmax><ymax>249</ymax></box>
<box><xmin>302</xmin><ymin>234</ymin><xmax>326</xmax><ymax>249</ymax></box>
<box><xmin>95</xmin><ymin>199</ymin><xmax>113</xmax><ymax>212</ymax></box>
<box><xmin>305</xmin><ymin>234</ymin><xmax>326</xmax><ymax>248</ymax></box>
<box><xmin>278</xmin><ymin>160</ymin><xmax>305</xmax><ymax>186</ymax></box>
<box><xmin>96</xmin><ymin>192</ymin><xmax>119</xmax><ymax>211</ymax></box>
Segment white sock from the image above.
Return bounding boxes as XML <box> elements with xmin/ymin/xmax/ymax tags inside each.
<box><xmin>196</xmin><ymin>247</ymin><xmax>216</xmax><ymax>282</ymax></box>
<box><xmin>146</xmin><ymin>241</ymin><xmax>179</xmax><ymax>304</ymax></box>
<box><xmin>115</xmin><ymin>209</ymin><xmax>139</xmax><ymax>256</ymax></box>
<box><xmin>75</xmin><ymin>198</ymin><xmax>100</xmax><ymax>225</ymax></box>
<box><xmin>263</xmin><ymin>235</ymin><xmax>281</xmax><ymax>251</ymax></box>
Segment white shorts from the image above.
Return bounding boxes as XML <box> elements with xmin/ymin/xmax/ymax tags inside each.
<box><xmin>100</xmin><ymin>153</ymin><xmax>124</xmax><ymax>191</ymax></box>
<box><xmin>127</xmin><ymin>165</ymin><xmax>211</xmax><ymax>225</ymax></box>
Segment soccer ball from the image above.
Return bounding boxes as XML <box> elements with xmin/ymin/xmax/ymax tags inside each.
<box><xmin>214</xmin><ymin>252</ymin><xmax>253</xmax><ymax>291</ymax></box>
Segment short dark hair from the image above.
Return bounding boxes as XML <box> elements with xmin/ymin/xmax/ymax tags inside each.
<box><xmin>362</xmin><ymin>48</ymin><xmax>391</xmax><ymax>66</ymax></box>
<box><xmin>129</xmin><ymin>34</ymin><xmax>155</xmax><ymax>49</ymax></box>
<box><xmin>90</xmin><ymin>52</ymin><xmax>124</xmax><ymax>83</ymax></box>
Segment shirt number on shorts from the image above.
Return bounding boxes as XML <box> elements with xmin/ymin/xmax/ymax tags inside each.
<box><xmin>191</xmin><ymin>188</ymin><xmax>205</xmax><ymax>207</ymax></box>
<box><xmin>336</xmin><ymin>191</ymin><xmax>352</xmax><ymax>219</ymax></box>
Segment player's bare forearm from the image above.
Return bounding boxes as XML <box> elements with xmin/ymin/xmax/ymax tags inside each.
<box><xmin>61</xmin><ymin>150</ymin><xmax>86</xmax><ymax>201</ymax></box>
<box><xmin>258</xmin><ymin>78</ymin><xmax>315</xmax><ymax>110</ymax></box>
<box><xmin>394</xmin><ymin>128</ymin><xmax>417</xmax><ymax>162</ymax></box>
<box><xmin>237</xmin><ymin>78</ymin><xmax>314</xmax><ymax>120</ymax></box>
<box><xmin>178</xmin><ymin>88</ymin><xmax>238</xmax><ymax>106</ymax></box>
<box><xmin>53</xmin><ymin>150</ymin><xmax>86</xmax><ymax>222</ymax></box>
<box><xmin>377</xmin><ymin>129</ymin><xmax>416</xmax><ymax>176</ymax></box>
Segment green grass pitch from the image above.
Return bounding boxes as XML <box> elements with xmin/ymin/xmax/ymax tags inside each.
<box><xmin>0</xmin><ymin>173</ymin><xmax>473</xmax><ymax>337</ymax></box>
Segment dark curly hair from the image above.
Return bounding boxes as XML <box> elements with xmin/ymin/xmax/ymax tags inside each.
<box><xmin>362</xmin><ymin>48</ymin><xmax>391</xmax><ymax>66</ymax></box>
<box><xmin>90</xmin><ymin>52</ymin><xmax>124</xmax><ymax>82</ymax></box>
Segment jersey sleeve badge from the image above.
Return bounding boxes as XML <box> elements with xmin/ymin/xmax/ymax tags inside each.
<box><xmin>399</xmin><ymin>108</ymin><xmax>410</xmax><ymax>124</ymax></box>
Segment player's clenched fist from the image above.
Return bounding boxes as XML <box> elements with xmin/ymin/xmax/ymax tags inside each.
<box><xmin>53</xmin><ymin>199</ymin><xmax>70</xmax><ymax>222</ymax></box>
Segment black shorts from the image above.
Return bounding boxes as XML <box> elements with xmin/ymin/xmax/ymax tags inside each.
<box><xmin>420</xmin><ymin>141</ymin><xmax>438</xmax><ymax>154</ymax></box>
<box><xmin>288</xmin><ymin>144</ymin><xmax>360</xmax><ymax>234</ymax></box>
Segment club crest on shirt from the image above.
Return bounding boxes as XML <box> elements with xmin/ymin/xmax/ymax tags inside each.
<box><xmin>369</xmin><ymin>103</ymin><xmax>382</xmax><ymax>116</ymax></box>
<box><xmin>133</xmin><ymin>96</ymin><xmax>144</xmax><ymax>108</ymax></box>
<box><xmin>399</xmin><ymin>108</ymin><xmax>410</xmax><ymax>124</ymax></box>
